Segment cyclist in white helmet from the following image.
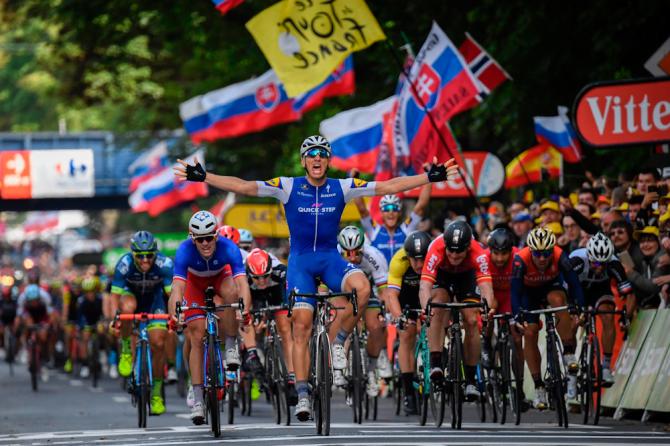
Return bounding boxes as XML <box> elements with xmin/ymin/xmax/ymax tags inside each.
<box><xmin>336</xmin><ymin>226</ymin><xmax>389</xmax><ymax>397</ymax></box>
<box><xmin>569</xmin><ymin>232</ymin><xmax>633</xmax><ymax>383</ymax></box>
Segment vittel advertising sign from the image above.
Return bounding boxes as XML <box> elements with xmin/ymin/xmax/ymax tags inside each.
<box><xmin>574</xmin><ymin>77</ymin><xmax>670</xmax><ymax>146</ymax></box>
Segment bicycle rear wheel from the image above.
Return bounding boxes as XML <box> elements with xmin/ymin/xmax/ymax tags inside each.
<box><xmin>592</xmin><ymin>338</ymin><xmax>602</xmax><ymax>425</ymax></box>
<box><xmin>476</xmin><ymin>365</ymin><xmax>486</xmax><ymax>423</ymax></box>
<box><xmin>91</xmin><ymin>335</ymin><xmax>100</xmax><ymax>388</ymax></box>
<box><xmin>29</xmin><ymin>338</ymin><xmax>39</xmax><ymax>392</ymax></box>
<box><xmin>418</xmin><ymin>345</ymin><xmax>430</xmax><ymax>426</ymax></box>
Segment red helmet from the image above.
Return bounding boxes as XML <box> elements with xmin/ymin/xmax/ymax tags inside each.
<box><xmin>218</xmin><ymin>225</ymin><xmax>240</xmax><ymax>245</ymax></box>
<box><xmin>246</xmin><ymin>248</ymin><xmax>272</xmax><ymax>278</ymax></box>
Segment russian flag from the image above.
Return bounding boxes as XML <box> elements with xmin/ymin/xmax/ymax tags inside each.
<box><xmin>534</xmin><ymin>106</ymin><xmax>583</xmax><ymax>163</ymax></box>
<box><xmin>292</xmin><ymin>56</ymin><xmax>355</xmax><ymax>114</ymax></box>
<box><xmin>129</xmin><ymin>151</ymin><xmax>208</xmax><ymax>217</ymax></box>
<box><xmin>180</xmin><ymin>70</ymin><xmax>301</xmax><ymax>143</ymax></box>
<box><xmin>319</xmin><ymin>96</ymin><xmax>396</xmax><ymax>174</ymax></box>
<box><xmin>128</xmin><ymin>141</ymin><xmax>170</xmax><ymax>193</ymax></box>
<box><xmin>212</xmin><ymin>0</ymin><xmax>243</xmax><ymax>15</ymax></box>
<box><xmin>395</xmin><ymin>22</ymin><xmax>480</xmax><ymax>175</ymax></box>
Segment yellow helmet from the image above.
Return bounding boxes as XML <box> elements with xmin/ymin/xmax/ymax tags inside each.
<box><xmin>81</xmin><ymin>277</ymin><xmax>99</xmax><ymax>293</ymax></box>
<box><xmin>526</xmin><ymin>227</ymin><xmax>556</xmax><ymax>251</ymax></box>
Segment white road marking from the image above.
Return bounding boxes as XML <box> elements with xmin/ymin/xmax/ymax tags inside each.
<box><xmin>69</xmin><ymin>379</ymin><xmax>83</xmax><ymax>387</ymax></box>
<box><xmin>89</xmin><ymin>387</ymin><xmax>104</xmax><ymax>393</ymax></box>
<box><xmin>111</xmin><ymin>396</ymin><xmax>130</xmax><ymax>403</ymax></box>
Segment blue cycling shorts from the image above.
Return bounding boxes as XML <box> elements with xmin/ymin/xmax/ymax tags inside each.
<box><xmin>288</xmin><ymin>250</ymin><xmax>360</xmax><ymax>310</ymax></box>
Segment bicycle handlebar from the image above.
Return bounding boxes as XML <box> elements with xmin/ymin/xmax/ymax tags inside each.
<box><xmin>425</xmin><ymin>299</ymin><xmax>488</xmax><ymax>327</ymax></box>
<box><xmin>287</xmin><ymin>289</ymin><xmax>358</xmax><ymax>318</ymax></box>
<box><xmin>117</xmin><ymin>313</ymin><xmax>171</xmax><ymax>321</ymax></box>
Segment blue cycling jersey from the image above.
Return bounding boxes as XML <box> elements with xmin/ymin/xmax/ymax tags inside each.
<box><xmin>361</xmin><ymin>212</ymin><xmax>421</xmax><ymax>263</ymax></box>
<box><xmin>256</xmin><ymin>176</ymin><xmax>377</xmax><ymax>255</ymax></box>
<box><xmin>173</xmin><ymin>236</ymin><xmax>245</xmax><ymax>282</ymax></box>
<box><xmin>111</xmin><ymin>252</ymin><xmax>173</xmax><ymax>313</ymax></box>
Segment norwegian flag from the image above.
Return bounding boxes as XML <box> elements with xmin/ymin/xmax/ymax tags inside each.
<box><xmin>459</xmin><ymin>33</ymin><xmax>511</xmax><ymax>109</ymax></box>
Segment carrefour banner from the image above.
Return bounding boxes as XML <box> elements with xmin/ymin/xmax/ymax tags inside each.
<box><xmin>0</xmin><ymin>149</ymin><xmax>95</xmax><ymax>199</ymax></box>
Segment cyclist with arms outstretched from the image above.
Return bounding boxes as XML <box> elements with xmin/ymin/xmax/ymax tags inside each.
<box><xmin>174</xmin><ymin>135</ymin><xmax>458</xmax><ymax>421</ymax></box>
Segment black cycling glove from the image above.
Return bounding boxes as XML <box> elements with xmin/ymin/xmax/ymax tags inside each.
<box><xmin>427</xmin><ymin>163</ymin><xmax>448</xmax><ymax>182</ymax></box>
<box><xmin>186</xmin><ymin>162</ymin><xmax>207</xmax><ymax>182</ymax></box>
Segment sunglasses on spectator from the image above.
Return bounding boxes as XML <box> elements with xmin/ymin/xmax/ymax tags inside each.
<box><xmin>133</xmin><ymin>252</ymin><xmax>155</xmax><ymax>260</ymax></box>
<box><xmin>304</xmin><ymin>148</ymin><xmax>330</xmax><ymax>159</ymax></box>
<box><xmin>193</xmin><ymin>235</ymin><xmax>216</xmax><ymax>244</ymax></box>
<box><xmin>531</xmin><ymin>250</ymin><xmax>553</xmax><ymax>258</ymax></box>
<box><xmin>381</xmin><ymin>204</ymin><xmax>401</xmax><ymax>213</ymax></box>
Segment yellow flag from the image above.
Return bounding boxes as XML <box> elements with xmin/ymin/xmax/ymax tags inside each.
<box><xmin>246</xmin><ymin>0</ymin><xmax>386</xmax><ymax>97</ymax></box>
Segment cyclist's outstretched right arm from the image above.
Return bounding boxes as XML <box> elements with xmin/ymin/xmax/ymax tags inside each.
<box><xmin>168</xmin><ymin>280</ymin><xmax>186</xmax><ymax>320</ymax></box>
<box><xmin>174</xmin><ymin>159</ymin><xmax>259</xmax><ymax>196</ymax></box>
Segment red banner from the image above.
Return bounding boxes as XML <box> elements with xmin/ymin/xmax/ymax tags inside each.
<box><xmin>404</xmin><ymin>151</ymin><xmax>504</xmax><ymax>198</ymax></box>
<box><xmin>574</xmin><ymin>77</ymin><xmax>670</xmax><ymax>146</ymax></box>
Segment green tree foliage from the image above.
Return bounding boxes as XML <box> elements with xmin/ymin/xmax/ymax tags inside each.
<box><xmin>1</xmin><ymin>0</ymin><xmax>666</xmax><ymax>184</ymax></box>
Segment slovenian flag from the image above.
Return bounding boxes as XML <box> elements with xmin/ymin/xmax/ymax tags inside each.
<box><xmin>292</xmin><ymin>57</ymin><xmax>355</xmax><ymax>114</ymax></box>
<box><xmin>534</xmin><ymin>106</ymin><xmax>583</xmax><ymax>163</ymax></box>
<box><xmin>129</xmin><ymin>151</ymin><xmax>208</xmax><ymax>216</ymax></box>
<box><xmin>127</xmin><ymin>141</ymin><xmax>170</xmax><ymax>193</ymax></box>
<box><xmin>180</xmin><ymin>70</ymin><xmax>301</xmax><ymax>143</ymax></box>
<box><xmin>212</xmin><ymin>0</ymin><xmax>243</xmax><ymax>15</ymax></box>
<box><xmin>319</xmin><ymin>96</ymin><xmax>396</xmax><ymax>174</ymax></box>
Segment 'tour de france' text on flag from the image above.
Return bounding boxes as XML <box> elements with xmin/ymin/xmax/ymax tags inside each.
<box><xmin>246</xmin><ymin>0</ymin><xmax>385</xmax><ymax>97</ymax></box>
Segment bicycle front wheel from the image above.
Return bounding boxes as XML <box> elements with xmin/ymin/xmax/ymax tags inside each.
<box><xmin>319</xmin><ymin>334</ymin><xmax>331</xmax><ymax>436</ymax></box>
<box><xmin>29</xmin><ymin>339</ymin><xmax>39</xmax><ymax>392</ymax></box>
<box><xmin>547</xmin><ymin>336</ymin><xmax>568</xmax><ymax>428</ymax></box>
<box><xmin>449</xmin><ymin>333</ymin><xmax>464</xmax><ymax>429</ymax></box>
<box><xmin>350</xmin><ymin>330</ymin><xmax>364</xmax><ymax>424</ymax></box>
<box><xmin>137</xmin><ymin>344</ymin><xmax>149</xmax><ymax>428</ymax></box>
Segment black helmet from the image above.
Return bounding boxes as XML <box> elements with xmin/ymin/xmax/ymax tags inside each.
<box><xmin>443</xmin><ymin>220</ymin><xmax>472</xmax><ymax>252</ymax></box>
<box><xmin>487</xmin><ymin>228</ymin><xmax>514</xmax><ymax>252</ymax></box>
<box><xmin>403</xmin><ymin>231</ymin><xmax>432</xmax><ymax>259</ymax></box>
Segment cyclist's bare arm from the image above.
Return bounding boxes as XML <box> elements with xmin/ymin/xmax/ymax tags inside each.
<box><xmin>479</xmin><ymin>281</ymin><xmax>497</xmax><ymax>316</ymax></box>
<box><xmin>382</xmin><ymin>287</ymin><xmax>402</xmax><ymax>319</ymax></box>
<box><xmin>174</xmin><ymin>159</ymin><xmax>259</xmax><ymax>196</ymax></box>
<box><xmin>168</xmin><ymin>280</ymin><xmax>186</xmax><ymax>319</ymax></box>
<box><xmin>374</xmin><ymin>158</ymin><xmax>457</xmax><ymax>195</ymax></box>
<box><xmin>419</xmin><ymin>280</ymin><xmax>433</xmax><ymax>310</ymax></box>
<box><xmin>412</xmin><ymin>183</ymin><xmax>432</xmax><ymax>217</ymax></box>
<box><xmin>233</xmin><ymin>275</ymin><xmax>252</xmax><ymax>311</ymax></box>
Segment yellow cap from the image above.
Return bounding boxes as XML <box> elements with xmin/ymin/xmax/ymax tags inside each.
<box><xmin>545</xmin><ymin>221</ymin><xmax>564</xmax><ymax>235</ymax></box>
<box><xmin>633</xmin><ymin>226</ymin><xmax>660</xmax><ymax>240</ymax></box>
<box><xmin>569</xmin><ymin>193</ymin><xmax>578</xmax><ymax>206</ymax></box>
<box><xmin>591</xmin><ymin>212</ymin><xmax>601</xmax><ymax>220</ymax></box>
<box><xmin>659</xmin><ymin>193</ymin><xmax>670</xmax><ymax>205</ymax></box>
<box><xmin>540</xmin><ymin>201</ymin><xmax>560</xmax><ymax>213</ymax></box>
<box><xmin>660</xmin><ymin>210</ymin><xmax>670</xmax><ymax>224</ymax></box>
<box><xmin>616</xmin><ymin>202</ymin><xmax>630</xmax><ymax>212</ymax></box>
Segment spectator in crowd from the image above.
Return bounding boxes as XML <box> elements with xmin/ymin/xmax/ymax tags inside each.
<box><xmin>511</xmin><ymin>212</ymin><xmax>533</xmax><ymax>248</ymax></box>
<box><xmin>636</xmin><ymin>168</ymin><xmax>659</xmax><ymax>195</ymax></box>
<box><xmin>538</xmin><ymin>200</ymin><xmax>562</xmax><ymax>225</ymax></box>
<box><xmin>601</xmin><ymin>210</ymin><xmax>625</xmax><ymax>235</ymax></box>
<box><xmin>559</xmin><ymin>215</ymin><xmax>581</xmax><ymax>253</ymax></box>
<box><xmin>578</xmin><ymin>188</ymin><xmax>597</xmax><ymax>207</ymax></box>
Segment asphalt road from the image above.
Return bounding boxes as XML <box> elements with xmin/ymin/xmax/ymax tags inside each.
<box><xmin>1</xmin><ymin>357</ymin><xmax>669</xmax><ymax>446</ymax></box>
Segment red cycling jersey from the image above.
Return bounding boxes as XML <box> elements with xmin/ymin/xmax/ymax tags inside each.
<box><xmin>486</xmin><ymin>246</ymin><xmax>518</xmax><ymax>314</ymax></box>
<box><xmin>421</xmin><ymin>238</ymin><xmax>492</xmax><ymax>284</ymax></box>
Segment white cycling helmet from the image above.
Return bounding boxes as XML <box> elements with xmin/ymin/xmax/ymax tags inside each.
<box><xmin>189</xmin><ymin>210</ymin><xmax>218</xmax><ymax>236</ymax></box>
<box><xmin>586</xmin><ymin>232</ymin><xmax>614</xmax><ymax>263</ymax></box>
<box><xmin>337</xmin><ymin>226</ymin><xmax>365</xmax><ymax>251</ymax></box>
<box><xmin>379</xmin><ymin>194</ymin><xmax>401</xmax><ymax>210</ymax></box>
<box><xmin>300</xmin><ymin>135</ymin><xmax>331</xmax><ymax>157</ymax></box>
<box><xmin>238</xmin><ymin>228</ymin><xmax>253</xmax><ymax>244</ymax></box>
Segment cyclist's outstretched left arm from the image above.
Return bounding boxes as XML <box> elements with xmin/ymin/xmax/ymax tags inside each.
<box><xmin>374</xmin><ymin>158</ymin><xmax>458</xmax><ymax>195</ymax></box>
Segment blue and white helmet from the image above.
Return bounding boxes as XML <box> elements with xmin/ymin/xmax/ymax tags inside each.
<box><xmin>189</xmin><ymin>211</ymin><xmax>218</xmax><ymax>236</ymax></box>
<box><xmin>239</xmin><ymin>228</ymin><xmax>253</xmax><ymax>244</ymax></box>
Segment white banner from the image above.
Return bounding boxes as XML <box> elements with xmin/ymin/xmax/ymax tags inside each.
<box><xmin>30</xmin><ymin>149</ymin><xmax>95</xmax><ymax>198</ymax></box>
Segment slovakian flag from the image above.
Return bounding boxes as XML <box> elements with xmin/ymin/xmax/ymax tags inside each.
<box><xmin>212</xmin><ymin>0</ymin><xmax>243</xmax><ymax>15</ymax></box>
<box><xmin>395</xmin><ymin>22</ymin><xmax>480</xmax><ymax>176</ymax></box>
<box><xmin>534</xmin><ymin>106</ymin><xmax>583</xmax><ymax>163</ymax></box>
<box><xmin>319</xmin><ymin>96</ymin><xmax>396</xmax><ymax>174</ymax></box>
<box><xmin>459</xmin><ymin>32</ymin><xmax>511</xmax><ymax>110</ymax></box>
<box><xmin>505</xmin><ymin>144</ymin><xmax>562</xmax><ymax>189</ymax></box>
<box><xmin>129</xmin><ymin>151</ymin><xmax>208</xmax><ymax>217</ymax></box>
<box><xmin>180</xmin><ymin>70</ymin><xmax>300</xmax><ymax>143</ymax></box>
<box><xmin>292</xmin><ymin>57</ymin><xmax>355</xmax><ymax>114</ymax></box>
<box><xmin>127</xmin><ymin>141</ymin><xmax>170</xmax><ymax>193</ymax></box>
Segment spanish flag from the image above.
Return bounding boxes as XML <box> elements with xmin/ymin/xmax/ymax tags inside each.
<box><xmin>246</xmin><ymin>0</ymin><xmax>385</xmax><ymax>97</ymax></box>
<box><xmin>505</xmin><ymin>144</ymin><xmax>562</xmax><ymax>189</ymax></box>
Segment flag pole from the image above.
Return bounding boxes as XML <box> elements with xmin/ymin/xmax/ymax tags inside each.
<box><xmin>384</xmin><ymin>39</ymin><xmax>489</xmax><ymax>228</ymax></box>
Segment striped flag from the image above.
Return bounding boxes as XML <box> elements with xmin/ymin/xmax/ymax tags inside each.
<box><xmin>534</xmin><ymin>106</ymin><xmax>583</xmax><ymax>163</ymax></box>
<box><xmin>212</xmin><ymin>0</ymin><xmax>243</xmax><ymax>15</ymax></box>
<box><xmin>459</xmin><ymin>33</ymin><xmax>511</xmax><ymax>109</ymax></box>
<box><xmin>505</xmin><ymin>144</ymin><xmax>562</xmax><ymax>189</ymax></box>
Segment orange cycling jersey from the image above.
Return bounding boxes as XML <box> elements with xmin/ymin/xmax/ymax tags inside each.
<box><xmin>514</xmin><ymin>246</ymin><xmax>563</xmax><ymax>287</ymax></box>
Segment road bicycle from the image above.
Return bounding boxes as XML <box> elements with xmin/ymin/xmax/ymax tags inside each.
<box><xmin>113</xmin><ymin>312</ymin><xmax>171</xmax><ymax>428</ymax></box>
<box><xmin>519</xmin><ymin>305</ymin><xmax>571</xmax><ymax>428</ymax></box>
<box><xmin>577</xmin><ymin>301</ymin><xmax>626</xmax><ymax>425</ymax></box>
<box><xmin>426</xmin><ymin>299</ymin><xmax>488</xmax><ymax>430</ymax></box>
<box><xmin>489</xmin><ymin>312</ymin><xmax>523</xmax><ymax>425</ymax></box>
<box><xmin>176</xmin><ymin>286</ymin><xmax>244</xmax><ymax>437</ymax></box>
<box><xmin>288</xmin><ymin>289</ymin><xmax>358</xmax><ymax>436</ymax></box>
